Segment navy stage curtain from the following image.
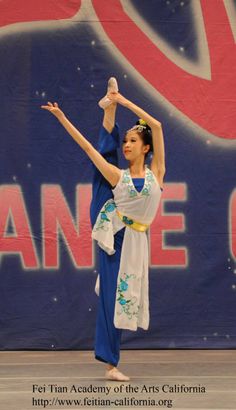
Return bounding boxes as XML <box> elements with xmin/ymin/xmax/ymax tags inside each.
<box><xmin>0</xmin><ymin>0</ymin><xmax>235</xmax><ymax>350</ymax></box>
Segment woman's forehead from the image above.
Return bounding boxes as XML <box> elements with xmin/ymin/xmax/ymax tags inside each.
<box><xmin>125</xmin><ymin>130</ymin><xmax>141</xmax><ymax>138</ymax></box>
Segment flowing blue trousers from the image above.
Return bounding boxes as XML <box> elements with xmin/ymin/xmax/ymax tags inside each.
<box><xmin>90</xmin><ymin>125</ymin><xmax>143</xmax><ymax>367</ymax></box>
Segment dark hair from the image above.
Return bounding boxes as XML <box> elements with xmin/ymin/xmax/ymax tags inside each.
<box><xmin>134</xmin><ymin>119</ymin><xmax>153</xmax><ymax>159</ymax></box>
<box><xmin>125</xmin><ymin>119</ymin><xmax>153</xmax><ymax>159</ymax></box>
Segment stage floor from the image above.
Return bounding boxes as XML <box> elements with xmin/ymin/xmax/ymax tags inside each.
<box><xmin>0</xmin><ymin>349</ymin><xmax>235</xmax><ymax>409</ymax></box>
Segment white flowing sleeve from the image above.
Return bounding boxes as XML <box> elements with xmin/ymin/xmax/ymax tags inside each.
<box><xmin>91</xmin><ymin>199</ymin><xmax>117</xmax><ymax>255</ymax></box>
<box><xmin>92</xmin><ymin>198</ymin><xmax>125</xmax><ymax>296</ymax></box>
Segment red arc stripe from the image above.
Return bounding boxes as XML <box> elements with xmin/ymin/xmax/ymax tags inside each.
<box><xmin>92</xmin><ymin>0</ymin><xmax>236</xmax><ymax>140</ymax></box>
<box><xmin>0</xmin><ymin>0</ymin><xmax>81</xmax><ymax>27</ymax></box>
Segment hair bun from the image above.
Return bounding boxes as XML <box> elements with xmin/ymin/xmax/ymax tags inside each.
<box><xmin>136</xmin><ymin>119</ymin><xmax>151</xmax><ymax>131</ymax></box>
<box><xmin>138</xmin><ymin>119</ymin><xmax>147</xmax><ymax>125</ymax></box>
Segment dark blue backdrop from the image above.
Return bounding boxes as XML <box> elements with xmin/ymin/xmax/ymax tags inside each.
<box><xmin>0</xmin><ymin>0</ymin><xmax>235</xmax><ymax>350</ymax></box>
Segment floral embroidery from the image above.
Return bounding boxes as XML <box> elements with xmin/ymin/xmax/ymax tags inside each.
<box><xmin>146</xmin><ymin>170</ymin><xmax>155</xmax><ymax>182</ymax></box>
<box><xmin>116</xmin><ymin>273</ymin><xmax>139</xmax><ymax>319</ymax></box>
<box><xmin>122</xmin><ymin>216</ymin><xmax>134</xmax><ymax>226</ymax></box>
<box><xmin>93</xmin><ymin>199</ymin><xmax>116</xmax><ymax>231</ymax></box>
<box><xmin>122</xmin><ymin>172</ymin><xmax>131</xmax><ymax>184</ymax></box>
<box><xmin>141</xmin><ymin>168</ymin><xmax>154</xmax><ymax>197</ymax></box>
<box><xmin>122</xmin><ymin>170</ymin><xmax>138</xmax><ymax>198</ymax></box>
<box><xmin>122</xmin><ymin>167</ymin><xmax>155</xmax><ymax>198</ymax></box>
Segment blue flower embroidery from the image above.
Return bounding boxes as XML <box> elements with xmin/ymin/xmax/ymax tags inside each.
<box><xmin>122</xmin><ymin>167</ymin><xmax>155</xmax><ymax>198</ymax></box>
<box><xmin>94</xmin><ymin>199</ymin><xmax>116</xmax><ymax>231</ymax></box>
<box><xmin>116</xmin><ymin>273</ymin><xmax>139</xmax><ymax>319</ymax></box>
<box><xmin>100</xmin><ymin>212</ymin><xmax>110</xmax><ymax>222</ymax></box>
<box><xmin>141</xmin><ymin>187</ymin><xmax>149</xmax><ymax>196</ymax></box>
<box><xmin>104</xmin><ymin>202</ymin><xmax>116</xmax><ymax>212</ymax></box>
<box><xmin>122</xmin><ymin>216</ymin><xmax>134</xmax><ymax>226</ymax></box>
<box><xmin>119</xmin><ymin>279</ymin><xmax>128</xmax><ymax>291</ymax></box>
<box><xmin>146</xmin><ymin>172</ymin><xmax>154</xmax><ymax>182</ymax></box>
<box><xmin>130</xmin><ymin>189</ymin><xmax>137</xmax><ymax>197</ymax></box>
<box><xmin>122</xmin><ymin>170</ymin><xmax>137</xmax><ymax>198</ymax></box>
<box><xmin>123</xmin><ymin>175</ymin><xmax>130</xmax><ymax>183</ymax></box>
<box><xmin>141</xmin><ymin>168</ymin><xmax>155</xmax><ymax>196</ymax></box>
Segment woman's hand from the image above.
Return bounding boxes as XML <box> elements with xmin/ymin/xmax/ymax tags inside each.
<box><xmin>107</xmin><ymin>91</ymin><xmax>130</xmax><ymax>107</ymax></box>
<box><xmin>41</xmin><ymin>102</ymin><xmax>65</xmax><ymax>120</ymax></box>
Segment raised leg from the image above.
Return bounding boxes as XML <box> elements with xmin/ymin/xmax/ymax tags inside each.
<box><xmin>90</xmin><ymin>103</ymin><xmax>120</xmax><ymax>227</ymax></box>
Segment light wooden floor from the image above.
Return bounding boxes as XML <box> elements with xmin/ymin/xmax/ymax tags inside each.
<box><xmin>0</xmin><ymin>350</ymin><xmax>235</xmax><ymax>409</ymax></box>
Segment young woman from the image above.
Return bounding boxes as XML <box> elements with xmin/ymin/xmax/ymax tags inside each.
<box><xmin>41</xmin><ymin>78</ymin><xmax>165</xmax><ymax>381</ymax></box>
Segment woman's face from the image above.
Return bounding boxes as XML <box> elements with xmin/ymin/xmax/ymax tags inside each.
<box><xmin>122</xmin><ymin>131</ymin><xmax>149</xmax><ymax>161</ymax></box>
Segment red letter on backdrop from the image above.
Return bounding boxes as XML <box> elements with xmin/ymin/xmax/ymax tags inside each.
<box><xmin>229</xmin><ymin>189</ymin><xmax>236</xmax><ymax>260</ymax></box>
<box><xmin>150</xmin><ymin>183</ymin><xmax>187</xmax><ymax>267</ymax></box>
<box><xmin>0</xmin><ymin>185</ymin><xmax>39</xmax><ymax>268</ymax></box>
<box><xmin>42</xmin><ymin>184</ymin><xmax>93</xmax><ymax>269</ymax></box>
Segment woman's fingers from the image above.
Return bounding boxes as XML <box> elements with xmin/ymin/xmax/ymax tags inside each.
<box><xmin>41</xmin><ymin>105</ymin><xmax>51</xmax><ymax>110</ymax></box>
<box><xmin>41</xmin><ymin>102</ymin><xmax>59</xmax><ymax>110</ymax></box>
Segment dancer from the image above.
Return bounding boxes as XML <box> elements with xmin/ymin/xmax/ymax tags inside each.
<box><xmin>41</xmin><ymin>78</ymin><xmax>165</xmax><ymax>381</ymax></box>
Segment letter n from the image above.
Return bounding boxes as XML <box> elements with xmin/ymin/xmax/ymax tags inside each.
<box><xmin>42</xmin><ymin>184</ymin><xmax>92</xmax><ymax>268</ymax></box>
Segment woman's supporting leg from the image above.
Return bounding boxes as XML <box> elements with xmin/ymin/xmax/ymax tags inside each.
<box><xmin>95</xmin><ymin>226</ymin><xmax>130</xmax><ymax>380</ymax></box>
<box><xmin>94</xmin><ymin>228</ymin><xmax>125</xmax><ymax>367</ymax></box>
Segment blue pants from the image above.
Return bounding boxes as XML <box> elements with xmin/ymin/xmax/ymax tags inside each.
<box><xmin>90</xmin><ymin>124</ymin><xmax>124</xmax><ymax>367</ymax></box>
<box><xmin>90</xmin><ymin>125</ymin><xmax>144</xmax><ymax>366</ymax></box>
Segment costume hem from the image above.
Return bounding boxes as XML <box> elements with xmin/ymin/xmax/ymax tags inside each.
<box><xmin>95</xmin><ymin>354</ymin><xmax>118</xmax><ymax>367</ymax></box>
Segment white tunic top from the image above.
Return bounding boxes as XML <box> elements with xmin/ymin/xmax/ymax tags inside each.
<box><xmin>92</xmin><ymin>165</ymin><xmax>162</xmax><ymax>331</ymax></box>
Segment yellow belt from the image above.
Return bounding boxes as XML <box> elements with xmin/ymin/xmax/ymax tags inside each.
<box><xmin>116</xmin><ymin>210</ymin><xmax>149</xmax><ymax>232</ymax></box>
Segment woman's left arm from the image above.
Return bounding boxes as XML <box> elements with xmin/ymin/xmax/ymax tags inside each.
<box><xmin>108</xmin><ymin>92</ymin><xmax>166</xmax><ymax>188</ymax></box>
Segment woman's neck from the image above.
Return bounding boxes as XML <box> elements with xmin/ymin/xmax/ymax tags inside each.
<box><xmin>129</xmin><ymin>160</ymin><xmax>146</xmax><ymax>177</ymax></box>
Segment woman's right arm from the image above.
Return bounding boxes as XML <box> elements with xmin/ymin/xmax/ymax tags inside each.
<box><xmin>41</xmin><ymin>102</ymin><xmax>121</xmax><ymax>187</ymax></box>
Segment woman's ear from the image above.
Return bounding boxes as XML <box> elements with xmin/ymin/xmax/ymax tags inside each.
<box><xmin>143</xmin><ymin>144</ymin><xmax>150</xmax><ymax>154</ymax></box>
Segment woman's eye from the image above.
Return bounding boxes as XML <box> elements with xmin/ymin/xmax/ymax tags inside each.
<box><xmin>122</xmin><ymin>139</ymin><xmax>136</xmax><ymax>143</ymax></box>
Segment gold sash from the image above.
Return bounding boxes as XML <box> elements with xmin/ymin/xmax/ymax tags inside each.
<box><xmin>116</xmin><ymin>210</ymin><xmax>149</xmax><ymax>232</ymax></box>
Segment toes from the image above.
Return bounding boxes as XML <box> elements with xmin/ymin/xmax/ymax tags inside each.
<box><xmin>105</xmin><ymin>368</ymin><xmax>130</xmax><ymax>381</ymax></box>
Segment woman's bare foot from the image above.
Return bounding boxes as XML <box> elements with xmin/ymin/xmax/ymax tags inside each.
<box><xmin>105</xmin><ymin>366</ymin><xmax>130</xmax><ymax>381</ymax></box>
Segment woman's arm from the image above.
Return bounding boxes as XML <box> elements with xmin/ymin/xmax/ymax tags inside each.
<box><xmin>108</xmin><ymin>92</ymin><xmax>166</xmax><ymax>188</ymax></box>
<box><xmin>41</xmin><ymin>102</ymin><xmax>121</xmax><ymax>187</ymax></box>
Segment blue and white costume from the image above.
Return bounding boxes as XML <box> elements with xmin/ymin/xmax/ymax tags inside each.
<box><xmin>90</xmin><ymin>124</ymin><xmax>161</xmax><ymax>367</ymax></box>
